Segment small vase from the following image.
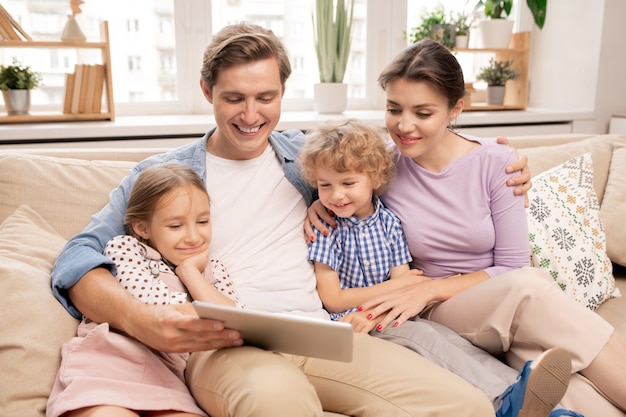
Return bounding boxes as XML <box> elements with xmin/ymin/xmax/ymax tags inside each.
<box><xmin>61</xmin><ymin>15</ymin><xmax>86</xmax><ymax>42</ymax></box>
<box><xmin>486</xmin><ymin>85</ymin><xmax>506</xmax><ymax>105</ymax></box>
<box><xmin>313</xmin><ymin>83</ymin><xmax>348</xmax><ymax>114</ymax></box>
<box><xmin>2</xmin><ymin>89</ymin><xmax>31</xmax><ymax>115</ymax></box>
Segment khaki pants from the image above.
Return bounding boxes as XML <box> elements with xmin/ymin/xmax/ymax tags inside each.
<box><xmin>424</xmin><ymin>266</ymin><xmax>623</xmax><ymax>417</ymax></box>
<box><xmin>186</xmin><ymin>332</ymin><xmax>494</xmax><ymax>417</ymax></box>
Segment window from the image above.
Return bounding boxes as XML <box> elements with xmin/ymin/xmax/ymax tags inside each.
<box><xmin>0</xmin><ymin>0</ymin><xmax>415</xmax><ymax>115</ymax></box>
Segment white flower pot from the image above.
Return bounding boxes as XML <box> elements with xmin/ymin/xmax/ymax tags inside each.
<box><xmin>479</xmin><ymin>19</ymin><xmax>514</xmax><ymax>49</ymax></box>
<box><xmin>2</xmin><ymin>89</ymin><xmax>31</xmax><ymax>115</ymax></box>
<box><xmin>314</xmin><ymin>83</ymin><xmax>348</xmax><ymax>114</ymax></box>
<box><xmin>455</xmin><ymin>35</ymin><xmax>469</xmax><ymax>49</ymax></box>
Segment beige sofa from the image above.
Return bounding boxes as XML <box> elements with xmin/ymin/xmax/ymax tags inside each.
<box><xmin>0</xmin><ymin>133</ymin><xmax>624</xmax><ymax>417</ymax></box>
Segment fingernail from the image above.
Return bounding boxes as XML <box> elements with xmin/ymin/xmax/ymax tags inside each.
<box><xmin>310</xmin><ymin>235</ymin><xmax>315</xmax><ymax>242</ymax></box>
<box><xmin>376</xmin><ymin>324</ymin><xmax>382</xmax><ymax>331</ymax></box>
<box><xmin>367</xmin><ymin>313</ymin><xmax>373</xmax><ymax>319</ymax></box>
<box><xmin>328</xmin><ymin>210</ymin><xmax>335</xmax><ymax>216</ymax></box>
<box><xmin>332</xmin><ymin>224</ymin><xmax>337</xmax><ymax>229</ymax></box>
<box><xmin>358</xmin><ymin>306</ymin><xmax>363</xmax><ymax>311</ymax></box>
<box><xmin>393</xmin><ymin>322</ymin><xmax>399</xmax><ymax>327</ymax></box>
<box><xmin>323</xmin><ymin>230</ymin><xmax>329</xmax><ymax>236</ymax></box>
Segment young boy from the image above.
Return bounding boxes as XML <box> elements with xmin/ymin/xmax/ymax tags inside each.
<box><xmin>298</xmin><ymin>118</ymin><xmax>573</xmax><ymax>417</ymax></box>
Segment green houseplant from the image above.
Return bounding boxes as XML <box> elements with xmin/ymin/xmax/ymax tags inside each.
<box><xmin>475</xmin><ymin>58</ymin><xmax>517</xmax><ymax>105</ymax></box>
<box><xmin>0</xmin><ymin>57</ymin><xmax>42</xmax><ymax>116</ymax></box>
<box><xmin>451</xmin><ymin>10</ymin><xmax>474</xmax><ymax>48</ymax></box>
<box><xmin>475</xmin><ymin>0</ymin><xmax>547</xmax><ymax>48</ymax></box>
<box><xmin>311</xmin><ymin>0</ymin><xmax>354</xmax><ymax>113</ymax></box>
<box><xmin>407</xmin><ymin>6</ymin><xmax>455</xmax><ymax>49</ymax></box>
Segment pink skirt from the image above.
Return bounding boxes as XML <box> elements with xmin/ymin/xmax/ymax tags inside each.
<box><xmin>46</xmin><ymin>320</ymin><xmax>207</xmax><ymax>417</ymax></box>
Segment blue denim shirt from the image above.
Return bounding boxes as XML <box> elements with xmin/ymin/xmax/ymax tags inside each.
<box><xmin>52</xmin><ymin>127</ymin><xmax>315</xmax><ymax>318</ymax></box>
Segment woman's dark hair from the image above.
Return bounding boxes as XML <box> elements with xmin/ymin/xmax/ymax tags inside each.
<box><xmin>377</xmin><ymin>39</ymin><xmax>465</xmax><ymax>109</ymax></box>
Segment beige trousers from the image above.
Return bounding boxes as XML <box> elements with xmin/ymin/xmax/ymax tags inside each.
<box><xmin>424</xmin><ymin>266</ymin><xmax>624</xmax><ymax>417</ymax></box>
<box><xmin>186</xmin><ymin>332</ymin><xmax>494</xmax><ymax>417</ymax></box>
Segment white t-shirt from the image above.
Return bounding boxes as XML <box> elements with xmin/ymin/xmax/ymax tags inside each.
<box><xmin>204</xmin><ymin>146</ymin><xmax>328</xmax><ymax>319</ymax></box>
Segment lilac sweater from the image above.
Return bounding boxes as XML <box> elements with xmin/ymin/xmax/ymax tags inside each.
<box><xmin>381</xmin><ymin>137</ymin><xmax>529</xmax><ymax>279</ymax></box>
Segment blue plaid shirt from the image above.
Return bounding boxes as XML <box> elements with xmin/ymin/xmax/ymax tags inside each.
<box><xmin>308</xmin><ymin>197</ymin><xmax>412</xmax><ymax>320</ymax></box>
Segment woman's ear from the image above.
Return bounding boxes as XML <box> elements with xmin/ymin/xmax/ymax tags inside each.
<box><xmin>450</xmin><ymin>98</ymin><xmax>464</xmax><ymax>120</ymax></box>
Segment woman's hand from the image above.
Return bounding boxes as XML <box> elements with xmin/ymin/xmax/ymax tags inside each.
<box><xmin>304</xmin><ymin>200</ymin><xmax>336</xmax><ymax>244</ymax></box>
<box><xmin>359</xmin><ymin>280</ymin><xmax>435</xmax><ymax>331</ymax></box>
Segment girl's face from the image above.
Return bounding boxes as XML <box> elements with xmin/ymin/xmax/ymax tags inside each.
<box><xmin>134</xmin><ymin>184</ymin><xmax>212</xmax><ymax>266</ymax></box>
<box><xmin>314</xmin><ymin>165</ymin><xmax>377</xmax><ymax>219</ymax></box>
<box><xmin>384</xmin><ymin>77</ymin><xmax>462</xmax><ymax>165</ymax></box>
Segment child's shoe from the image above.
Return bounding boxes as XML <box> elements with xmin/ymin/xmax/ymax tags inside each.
<box><xmin>549</xmin><ymin>410</ymin><xmax>584</xmax><ymax>417</ymax></box>
<box><xmin>495</xmin><ymin>347</ymin><xmax>572</xmax><ymax>417</ymax></box>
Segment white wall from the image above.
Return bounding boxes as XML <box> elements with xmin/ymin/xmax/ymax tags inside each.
<box><xmin>528</xmin><ymin>0</ymin><xmax>626</xmax><ymax>133</ymax></box>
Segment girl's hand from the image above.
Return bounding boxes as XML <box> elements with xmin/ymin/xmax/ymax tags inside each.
<box><xmin>359</xmin><ymin>281</ymin><xmax>434</xmax><ymax>331</ymax></box>
<box><xmin>304</xmin><ymin>200</ymin><xmax>336</xmax><ymax>244</ymax></box>
<box><xmin>339</xmin><ymin>310</ymin><xmax>381</xmax><ymax>333</ymax></box>
<box><xmin>175</xmin><ymin>249</ymin><xmax>210</xmax><ymax>284</ymax></box>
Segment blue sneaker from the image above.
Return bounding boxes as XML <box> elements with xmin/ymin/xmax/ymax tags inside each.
<box><xmin>549</xmin><ymin>410</ymin><xmax>584</xmax><ymax>417</ymax></box>
<box><xmin>496</xmin><ymin>347</ymin><xmax>572</xmax><ymax>417</ymax></box>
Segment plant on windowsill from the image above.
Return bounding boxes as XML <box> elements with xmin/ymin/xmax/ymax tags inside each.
<box><xmin>312</xmin><ymin>0</ymin><xmax>354</xmax><ymax>114</ymax></box>
<box><xmin>0</xmin><ymin>57</ymin><xmax>42</xmax><ymax>116</ymax></box>
<box><xmin>475</xmin><ymin>58</ymin><xmax>517</xmax><ymax>105</ymax></box>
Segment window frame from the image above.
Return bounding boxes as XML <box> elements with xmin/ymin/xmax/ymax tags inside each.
<box><xmin>118</xmin><ymin>0</ymin><xmax>408</xmax><ymax>116</ymax></box>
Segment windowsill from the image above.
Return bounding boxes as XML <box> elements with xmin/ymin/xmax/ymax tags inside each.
<box><xmin>0</xmin><ymin>107</ymin><xmax>595</xmax><ymax>144</ymax></box>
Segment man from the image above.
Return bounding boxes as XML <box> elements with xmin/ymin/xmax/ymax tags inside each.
<box><xmin>52</xmin><ymin>22</ymin><xmax>528</xmax><ymax>416</ymax></box>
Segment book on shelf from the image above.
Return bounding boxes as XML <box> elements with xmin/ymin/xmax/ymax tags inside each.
<box><xmin>62</xmin><ymin>72</ymin><xmax>75</xmax><ymax>114</ymax></box>
<box><xmin>0</xmin><ymin>4</ymin><xmax>32</xmax><ymax>41</ymax></box>
<box><xmin>64</xmin><ymin>64</ymin><xmax>106</xmax><ymax>115</ymax></box>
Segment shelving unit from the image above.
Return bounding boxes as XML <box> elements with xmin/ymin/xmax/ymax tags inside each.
<box><xmin>0</xmin><ymin>21</ymin><xmax>114</xmax><ymax>124</ymax></box>
<box><xmin>456</xmin><ymin>31</ymin><xmax>531</xmax><ymax>111</ymax></box>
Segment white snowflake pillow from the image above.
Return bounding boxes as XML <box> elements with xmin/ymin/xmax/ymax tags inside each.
<box><xmin>526</xmin><ymin>152</ymin><xmax>620</xmax><ymax>310</ymax></box>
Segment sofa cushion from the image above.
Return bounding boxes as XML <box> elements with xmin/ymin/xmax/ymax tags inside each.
<box><xmin>0</xmin><ymin>153</ymin><xmax>135</xmax><ymax>240</ymax></box>
<box><xmin>599</xmin><ymin>139</ymin><xmax>626</xmax><ymax>265</ymax></box>
<box><xmin>0</xmin><ymin>205</ymin><xmax>79</xmax><ymax>417</ymax></box>
<box><xmin>526</xmin><ymin>153</ymin><xmax>619</xmax><ymax>310</ymax></box>
<box><xmin>514</xmin><ymin>134</ymin><xmax>626</xmax><ymax>267</ymax></box>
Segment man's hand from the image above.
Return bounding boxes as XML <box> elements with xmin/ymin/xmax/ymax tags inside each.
<box><xmin>496</xmin><ymin>136</ymin><xmax>532</xmax><ymax>207</ymax></box>
<box><xmin>128</xmin><ymin>302</ymin><xmax>243</xmax><ymax>353</ymax></box>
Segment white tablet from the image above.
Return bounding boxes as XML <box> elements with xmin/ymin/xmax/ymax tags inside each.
<box><xmin>192</xmin><ymin>301</ymin><xmax>354</xmax><ymax>362</ymax></box>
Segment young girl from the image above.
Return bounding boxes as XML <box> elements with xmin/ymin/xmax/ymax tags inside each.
<box><xmin>309</xmin><ymin>39</ymin><xmax>626</xmax><ymax>417</ymax></box>
<box><xmin>47</xmin><ymin>164</ymin><xmax>240</xmax><ymax>417</ymax></box>
<box><xmin>299</xmin><ymin>118</ymin><xmax>573</xmax><ymax>417</ymax></box>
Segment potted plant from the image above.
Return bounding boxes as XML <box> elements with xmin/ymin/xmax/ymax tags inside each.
<box><xmin>475</xmin><ymin>0</ymin><xmax>548</xmax><ymax>48</ymax></box>
<box><xmin>407</xmin><ymin>6</ymin><xmax>455</xmax><ymax>49</ymax></box>
<box><xmin>311</xmin><ymin>0</ymin><xmax>354</xmax><ymax>114</ymax></box>
<box><xmin>451</xmin><ymin>11</ymin><xmax>474</xmax><ymax>48</ymax></box>
<box><xmin>475</xmin><ymin>57</ymin><xmax>517</xmax><ymax>105</ymax></box>
<box><xmin>0</xmin><ymin>57</ymin><xmax>42</xmax><ymax>116</ymax></box>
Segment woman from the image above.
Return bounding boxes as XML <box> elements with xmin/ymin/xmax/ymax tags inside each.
<box><xmin>308</xmin><ymin>39</ymin><xmax>626</xmax><ymax>417</ymax></box>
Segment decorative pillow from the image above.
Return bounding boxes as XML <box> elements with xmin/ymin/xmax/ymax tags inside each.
<box><xmin>599</xmin><ymin>139</ymin><xmax>626</xmax><ymax>265</ymax></box>
<box><xmin>0</xmin><ymin>205</ymin><xmax>79</xmax><ymax>417</ymax></box>
<box><xmin>526</xmin><ymin>153</ymin><xmax>620</xmax><ymax>310</ymax></box>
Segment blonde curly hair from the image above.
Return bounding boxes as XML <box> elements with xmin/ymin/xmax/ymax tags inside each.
<box><xmin>298</xmin><ymin>119</ymin><xmax>395</xmax><ymax>195</ymax></box>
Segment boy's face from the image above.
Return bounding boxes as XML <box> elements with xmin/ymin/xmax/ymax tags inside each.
<box><xmin>202</xmin><ymin>57</ymin><xmax>284</xmax><ymax>161</ymax></box>
<box><xmin>134</xmin><ymin>185</ymin><xmax>212</xmax><ymax>267</ymax></box>
<box><xmin>314</xmin><ymin>165</ymin><xmax>377</xmax><ymax>219</ymax></box>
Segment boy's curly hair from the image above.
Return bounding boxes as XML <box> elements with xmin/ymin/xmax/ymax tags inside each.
<box><xmin>298</xmin><ymin>119</ymin><xmax>395</xmax><ymax>195</ymax></box>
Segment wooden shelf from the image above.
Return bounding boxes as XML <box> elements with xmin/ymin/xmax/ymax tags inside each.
<box><xmin>0</xmin><ymin>21</ymin><xmax>114</xmax><ymax>124</ymax></box>
<box><xmin>456</xmin><ymin>32</ymin><xmax>531</xmax><ymax>112</ymax></box>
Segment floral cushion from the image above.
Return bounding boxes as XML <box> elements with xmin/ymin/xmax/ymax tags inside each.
<box><xmin>526</xmin><ymin>153</ymin><xmax>620</xmax><ymax>310</ymax></box>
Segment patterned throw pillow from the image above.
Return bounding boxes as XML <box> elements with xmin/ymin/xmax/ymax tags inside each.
<box><xmin>526</xmin><ymin>153</ymin><xmax>620</xmax><ymax>310</ymax></box>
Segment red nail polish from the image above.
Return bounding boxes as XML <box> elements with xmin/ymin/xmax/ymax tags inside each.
<box><xmin>367</xmin><ymin>313</ymin><xmax>372</xmax><ymax>319</ymax></box>
<box><xmin>393</xmin><ymin>322</ymin><xmax>399</xmax><ymax>327</ymax></box>
<box><xmin>323</xmin><ymin>230</ymin><xmax>329</xmax><ymax>236</ymax></box>
<box><xmin>376</xmin><ymin>324</ymin><xmax>382</xmax><ymax>331</ymax></box>
<box><xmin>358</xmin><ymin>306</ymin><xmax>363</xmax><ymax>311</ymax></box>
<box><xmin>310</xmin><ymin>235</ymin><xmax>315</xmax><ymax>242</ymax></box>
<box><xmin>328</xmin><ymin>210</ymin><xmax>335</xmax><ymax>216</ymax></box>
